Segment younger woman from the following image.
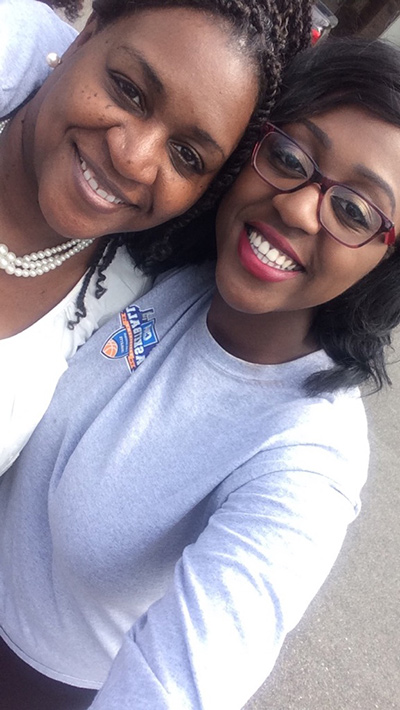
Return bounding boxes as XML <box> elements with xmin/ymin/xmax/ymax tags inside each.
<box><xmin>0</xmin><ymin>0</ymin><xmax>311</xmax><ymax>474</ymax></box>
<box><xmin>2</xmin><ymin>37</ymin><xmax>398</xmax><ymax>710</ymax></box>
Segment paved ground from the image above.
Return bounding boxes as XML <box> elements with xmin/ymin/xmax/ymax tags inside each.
<box><xmin>245</xmin><ymin>330</ymin><xmax>400</xmax><ymax>709</ymax></box>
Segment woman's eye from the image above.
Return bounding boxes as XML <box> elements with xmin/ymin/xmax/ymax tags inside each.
<box><xmin>331</xmin><ymin>195</ymin><xmax>371</xmax><ymax>232</ymax></box>
<box><xmin>171</xmin><ymin>143</ymin><xmax>203</xmax><ymax>174</ymax></box>
<box><xmin>111</xmin><ymin>74</ymin><xmax>142</xmax><ymax>109</ymax></box>
<box><xmin>270</xmin><ymin>146</ymin><xmax>308</xmax><ymax>178</ymax></box>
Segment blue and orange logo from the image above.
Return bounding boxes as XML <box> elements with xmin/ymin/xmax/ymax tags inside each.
<box><xmin>101</xmin><ymin>304</ymin><xmax>158</xmax><ymax>371</ymax></box>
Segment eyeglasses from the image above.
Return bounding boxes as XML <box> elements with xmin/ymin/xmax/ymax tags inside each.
<box><xmin>251</xmin><ymin>123</ymin><xmax>396</xmax><ymax>249</ymax></box>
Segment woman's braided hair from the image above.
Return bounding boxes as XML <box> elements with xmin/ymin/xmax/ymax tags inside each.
<box><xmin>72</xmin><ymin>0</ymin><xmax>312</xmax><ymax>322</ymax></box>
<box><xmin>41</xmin><ymin>1</ymin><xmax>83</xmax><ymax>22</ymax></box>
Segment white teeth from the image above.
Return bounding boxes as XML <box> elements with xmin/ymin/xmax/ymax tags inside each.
<box><xmin>258</xmin><ymin>240</ymin><xmax>271</xmax><ymax>255</ymax></box>
<box><xmin>267</xmin><ymin>248</ymin><xmax>280</xmax><ymax>263</ymax></box>
<box><xmin>246</xmin><ymin>227</ymin><xmax>300</xmax><ymax>272</ymax></box>
<box><xmin>79</xmin><ymin>157</ymin><xmax>124</xmax><ymax>205</ymax></box>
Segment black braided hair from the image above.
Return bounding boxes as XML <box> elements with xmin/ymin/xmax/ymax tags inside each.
<box><xmin>40</xmin><ymin>0</ymin><xmax>83</xmax><ymax>22</ymax></box>
<box><xmin>68</xmin><ymin>237</ymin><xmax>120</xmax><ymax>327</ymax></box>
<box><xmin>70</xmin><ymin>0</ymin><xmax>312</xmax><ymax>319</ymax></box>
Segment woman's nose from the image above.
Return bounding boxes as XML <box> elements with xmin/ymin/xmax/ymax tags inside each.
<box><xmin>106</xmin><ymin>122</ymin><xmax>165</xmax><ymax>186</ymax></box>
<box><xmin>271</xmin><ymin>183</ymin><xmax>321</xmax><ymax>235</ymax></box>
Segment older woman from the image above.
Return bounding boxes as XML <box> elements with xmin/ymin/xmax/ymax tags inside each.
<box><xmin>0</xmin><ymin>0</ymin><xmax>312</xmax><ymax>475</ymax></box>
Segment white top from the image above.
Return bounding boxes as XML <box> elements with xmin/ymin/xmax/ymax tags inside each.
<box><xmin>0</xmin><ymin>247</ymin><xmax>151</xmax><ymax>475</ymax></box>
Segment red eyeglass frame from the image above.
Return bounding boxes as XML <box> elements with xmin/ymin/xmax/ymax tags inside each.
<box><xmin>251</xmin><ymin>123</ymin><xmax>396</xmax><ymax>249</ymax></box>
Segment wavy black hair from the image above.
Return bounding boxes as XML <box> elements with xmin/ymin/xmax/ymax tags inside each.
<box><xmin>68</xmin><ymin>0</ymin><xmax>312</xmax><ymax>322</ymax></box>
<box><xmin>267</xmin><ymin>37</ymin><xmax>400</xmax><ymax>395</ymax></box>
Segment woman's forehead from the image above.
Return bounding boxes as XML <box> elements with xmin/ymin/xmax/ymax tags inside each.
<box><xmin>88</xmin><ymin>7</ymin><xmax>259</xmax><ymax>152</ymax></box>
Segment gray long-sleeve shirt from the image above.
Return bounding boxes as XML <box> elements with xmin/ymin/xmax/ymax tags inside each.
<box><xmin>0</xmin><ymin>265</ymin><xmax>369</xmax><ymax>709</ymax></box>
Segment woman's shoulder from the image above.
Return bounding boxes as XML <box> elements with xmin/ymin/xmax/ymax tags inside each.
<box><xmin>0</xmin><ymin>0</ymin><xmax>77</xmax><ymax>116</ymax></box>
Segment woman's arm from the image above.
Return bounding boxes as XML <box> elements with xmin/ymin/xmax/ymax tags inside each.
<box><xmin>0</xmin><ymin>0</ymin><xmax>77</xmax><ymax>116</ymax></box>
<box><xmin>89</xmin><ymin>442</ymin><xmax>367</xmax><ymax>710</ymax></box>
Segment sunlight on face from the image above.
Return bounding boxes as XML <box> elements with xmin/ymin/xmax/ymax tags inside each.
<box><xmin>23</xmin><ymin>8</ymin><xmax>259</xmax><ymax>240</ymax></box>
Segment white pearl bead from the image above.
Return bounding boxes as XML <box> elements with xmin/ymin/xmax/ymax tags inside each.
<box><xmin>0</xmin><ymin>244</ymin><xmax>8</xmax><ymax>256</ymax></box>
<box><xmin>5</xmin><ymin>264</ymin><xmax>15</xmax><ymax>275</ymax></box>
<box><xmin>46</xmin><ymin>52</ymin><xmax>61</xmax><ymax>68</ymax></box>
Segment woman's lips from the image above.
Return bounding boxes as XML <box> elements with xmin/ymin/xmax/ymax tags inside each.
<box><xmin>237</xmin><ymin>225</ymin><xmax>303</xmax><ymax>283</ymax></box>
<box><xmin>73</xmin><ymin>148</ymin><xmax>139</xmax><ymax>214</ymax></box>
<box><xmin>249</xmin><ymin>221</ymin><xmax>304</xmax><ymax>266</ymax></box>
<box><xmin>79</xmin><ymin>157</ymin><xmax>125</xmax><ymax>205</ymax></box>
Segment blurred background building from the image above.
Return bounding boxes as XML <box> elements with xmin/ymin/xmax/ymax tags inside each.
<box><xmin>41</xmin><ymin>0</ymin><xmax>400</xmax><ymax>42</ymax></box>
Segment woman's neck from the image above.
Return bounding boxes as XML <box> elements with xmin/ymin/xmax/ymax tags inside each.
<box><xmin>0</xmin><ymin>112</ymin><xmax>100</xmax><ymax>339</ymax></box>
<box><xmin>207</xmin><ymin>290</ymin><xmax>318</xmax><ymax>365</ymax></box>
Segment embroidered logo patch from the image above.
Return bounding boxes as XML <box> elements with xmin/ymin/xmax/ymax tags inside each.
<box><xmin>101</xmin><ymin>304</ymin><xmax>158</xmax><ymax>371</ymax></box>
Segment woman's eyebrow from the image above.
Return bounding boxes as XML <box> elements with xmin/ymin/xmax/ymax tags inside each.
<box><xmin>119</xmin><ymin>45</ymin><xmax>165</xmax><ymax>95</ymax></box>
<box><xmin>302</xmin><ymin>119</ymin><xmax>395</xmax><ymax>214</ymax></box>
<box><xmin>301</xmin><ymin>119</ymin><xmax>332</xmax><ymax>148</ymax></box>
<box><xmin>354</xmin><ymin>165</ymin><xmax>396</xmax><ymax>215</ymax></box>
<box><xmin>188</xmin><ymin>127</ymin><xmax>225</xmax><ymax>158</ymax></box>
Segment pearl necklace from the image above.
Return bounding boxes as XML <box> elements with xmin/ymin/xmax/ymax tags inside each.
<box><xmin>0</xmin><ymin>117</ymin><xmax>94</xmax><ymax>277</ymax></box>
<box><xmin>0</xmin><ymin>239</ymin><xmax>95</xmax><ymax>277</ymax></box>
<box><xmin>0</xmin><ymin>118</ymin><xmax>9</xmax><ymax>134</ymax></box>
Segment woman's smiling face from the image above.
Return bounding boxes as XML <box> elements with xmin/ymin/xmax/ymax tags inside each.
<box><xmin>215</xmin><ymin>106</ymin><xmax>400</xmax><ymax>319</ymax></box>
<box><xmin>21</xmin><ymin>7</ymin><xmax>258</xmax><ymax>240</ymax></box>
